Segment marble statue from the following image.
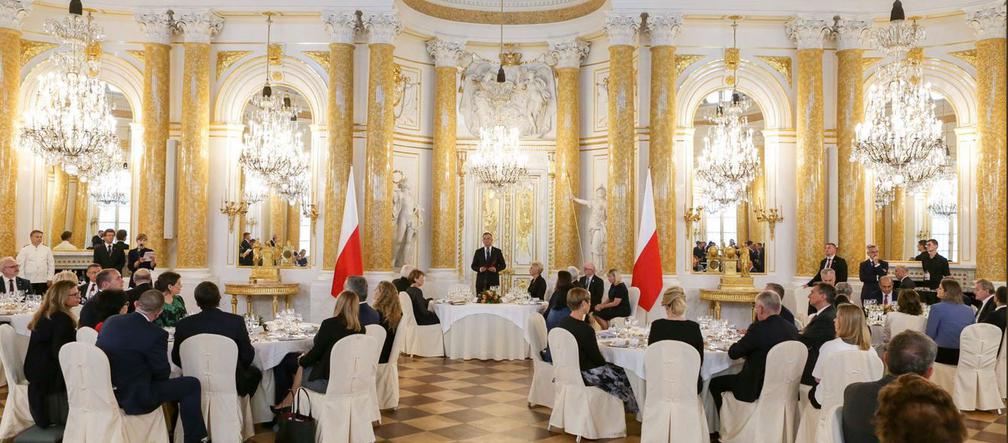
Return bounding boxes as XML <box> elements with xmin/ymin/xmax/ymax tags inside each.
<box><xmin>572</xmin><ymin>185</ymin><xmax>607</xmax><ymax>270</ymax></box>
<box><xmin>393</xmin><ymin>176</ymin><xmax>423</xmax><ymax>268</ymax></box>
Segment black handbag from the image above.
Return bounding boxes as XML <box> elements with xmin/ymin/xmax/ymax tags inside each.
<box><xmin>275</xmin><ymin>388</ymin><xmax>316</xmax><ymax>443</ymax></box>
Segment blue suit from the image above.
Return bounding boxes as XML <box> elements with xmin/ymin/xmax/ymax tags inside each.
<box><xmin>359</xmin><ymin>302</ymin><xmax>380</xmax><ymax>327</ymax></box>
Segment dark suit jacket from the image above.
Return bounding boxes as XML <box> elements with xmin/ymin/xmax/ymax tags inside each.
<box><xmin>780</xmin><ymin>305</ymin><xmax>796</xmax><ymax>325</ymax></box>
<box><xmin>406</xmin><ymin>287</ymin><xmax>439</xmax><ymax>325</ymax></box>
<box><xmin>527</xmin><ymin>275</ymin><xmax>547</xmax><ymax>300</ymax></box>
<box><xmin>78</xmin><ymin>281</ymin><xmax>101</xmax><ymax>304</ymax></box>
<box><xmin>858</xmin><ymin>259</ymin><xmax>889</xmax><ymax>303</ymax></box>
<box><xmin>981</xmin><ymin>306</ymin><xmax>1006</xmax><ymax>334</ymax></box>
<box><xmin>1</xmin><ymin>276</ymin><xmax>31</xmax><ymax>297</ymax></box>
<box><xmin>921</xmin><ymin>254</ymin><xmax>950</xmax><ymax>289</ymax></box>
<box><xmin>727</xmin><ymin>315</ymin><xmax>799</xmax><ymax>402</ymax></box>
<box><xmin>470</xmin><ymin>246</ymin><xmax>506</xmax><ymax>292</ymax></box>
<box><xmin>127</xmin><ymin>247</ymin><xmax>155</xmax><ymax>274</ymax></box>
<box><xmin>576</xmin><ymin>275</ymin><xmax>605</xmax><ymax>310</ymax></box>
<box><xmin>238</xmin><ymin>240</ymin><xmax>254</xmax><ymax>266</ymax></box>
<box><xmin>125</xmin><ymin>283</ymin><xmax>152</xmax><ymax>313</ymax></box>
<box><xmin>298</xmin><ymin>317</ymin><xmax>362</xmax><ymax>383</ymax></box>
<box><xmin>78</xmin><ymin>293</ymin><xmax>102</xmax><ymax>329</ymax></box>
<box><xmin>92</xmin><ymin>243</ymin><xmax>126</xmax><ymax>271</ymax></box>
<box><xmin>96</xmin><ymin>312</ymin><xmax>171</xmax><ymax>414</ymax></box>
<box><xmin>171</xmin><ymin>307</ymin><xmax>260</xmax><ymax>396</ymax></box>
<box><xmin>392</xmin><ymin>277</ymin><xmax>411</xmax><ymax>293</ymax></box>
<box><xmin>898</xmin><ymin>276</ymin><xmax>916</xmax><ymax>290</ymax></box>
<box><xmin>799</xmin><ymin>304</ymin><xmax>837</xmax><ymax>384</ymax></box>
<box><xmin>806</xmin><ymin>256</ymin><xmax>848</xmax><ymax>286</ymax></box>
<box><xmin>842</xmin><ymin>374</ymin><xmax>896</xmax><ymax>443</ymax></box>
<box><xmin>359</xmin><ymin>302</ymin><xmax>380</xmax><ymax>326</ymax></box>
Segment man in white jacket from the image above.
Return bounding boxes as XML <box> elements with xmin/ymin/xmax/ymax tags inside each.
<box><xmin>16</xmin><ymin>230</ymin><xmax>54</xmax><ymax>295</ymax></box>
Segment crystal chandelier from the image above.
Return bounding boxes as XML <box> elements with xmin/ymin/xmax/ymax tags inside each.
<box><xmin>926</xmin><ymin>173</ymin><xmax>957</xmax><ymax>218</ymax></box>
<box><xmin>468</xmin><ymin>0</ymin><xmax>528</xmax><ymax>189</ymax></box>
<box><xmin>695</xmin><ymin>19</ymin><xmax>759</xmax><ymax>213</ymax></box>
<box><xmin>854</xmin><ymin>0</ymin><xmax>949</xmax><ymax>206</ymax></box>
<box><xmin>19</xmin><ymin>0</ymin><xmax>121</xmax><ymax>182</ymax></box>
<box><xmin>242</xmin><ymin>173</ymin><xmax>269</xmax><ymax>205</ymax></box>
<box><xmin>89</xmin><ymin>162</ymin><xmax>130</xmax><ymax>206</ymax></box>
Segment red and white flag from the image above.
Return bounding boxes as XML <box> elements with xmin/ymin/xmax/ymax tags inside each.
<box><xmin>632</xmin><ymin>170</ymin><xmax>663</xmax><ymax>312</ymax></box>
<box><xmin>331</xmin><ymin>168</ymin><xmax>363</xmax><ymax>297</ymax></box>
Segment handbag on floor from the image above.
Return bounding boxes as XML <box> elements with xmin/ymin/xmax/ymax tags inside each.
<box><xmin>275</xmin><ymin>388</ymin><xmax>316</xmax><ymax>443</ymax></box>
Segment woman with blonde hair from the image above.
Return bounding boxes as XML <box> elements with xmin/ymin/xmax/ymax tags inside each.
<box><xmin>593</xmin><ymin>269</ymin><xmax>631</xmax><ymax>330</ymax></box>
<box><xmin>648</xmin><ymin>286</ymin><xmax>704</xmax><ymax>393</ymax></box>
<box><xmin>373</xmin><ymin>281</ymin><xmax>403</xmax><ymax>364</ymax></box>
<box><xmin>51</xmin><ymin>270</ymin><xmax>79</xmax><ymax>285</ymax></box>
<box><xmin>925</xmin><ymin>278</ymin><xmax>975</xmax><ymax>365</ymax></box>
<box><xmin>809</xmin><ymin>303</ymin><xmax>880</xmax><ymax>408</ymax></box>
<box><xmin>25</xmin><ymin>280</ymin><xmax>81</xmax><ymax>427</ymax></box>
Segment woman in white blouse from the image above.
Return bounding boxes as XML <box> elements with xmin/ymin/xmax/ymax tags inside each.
<box><xmin>810</xmin><ymin>303</ymin><xmax>880</xmax><ymax>408</ymax></box>
<box><xmin>882</xmin><ymin>289</ymin><xmax>927</xmax><ymax>345</ymax></box>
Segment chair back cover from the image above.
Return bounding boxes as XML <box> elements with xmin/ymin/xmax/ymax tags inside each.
<box><xmin>628</xmin><ymin>287</ymin><xmax>641</xmax><ymax>320</ymax></box>
<box><xmin>641</xmin><ymin>341</ymin><xmax>709</xmax><ymax>443</ymax></box>
<box><xmin>953</xmin><ymin>323</ymin><xmax>1005</xmax><ymax>411</ymax></box>
<box><xmin>376</xmin><ymin>322</ymin><xmax>407</xmax><ymax>410</ymax></box>
<box><xmin>180</xmin><ymin>334</ymin><xmax>247</xmax><ymax>443</ymax></box>
<box><xmin>525</xmin><ymin>314</ymin><xmax>548</xmax><ymax>363</ymax></box>
<box><xmin>397</xmin><ymin>292</ymin><xmax>416</xmax><ymax>326</ymax></box>
<box><xmin>546</xmin><ymin>327</ymin><xmax>626</xmax><ymax>439</ymax></box>
<box><xmin>315</xmin><ymin>334</ymin><xmax>381</xmax><ymax>443</ymax></box>
<box><xmin>548</xmin><ymin>328</ymin><xmax>584</xmax><ymax>388</ymax></box>
<box><xmin>0</xmin><ymin>325</ymin><xmax>24</xmax><ymax>385</ymax></box>
<box><xmin>825</xmin><ymin>405</ymin><xmax>844</xmax><ymax>443</ymax></box>
<box><xmin>888</xmin><ymin>313</ymin><xmax>926</xmax><ymax>338</ymax></box>
<box><xmin>719</xmin><ymin>340</ymin><xmax>807</xmax><ymax>443</ymax></box>
<box><xmin>817</xmin><ymin>350</ymin><xmax>884</xmax><ymax>411</ymax></box>
<box><xmin>364</xmin><ymin>324</ymin><xmax>387</xmax><ymax>347</ymax></box>
<box><xmin>997</xmin><ymin>331</ymin><xmax>1007</xmax><ymax>399</ymax></box>
<box><xmin>0</xmin><ymin>324</ymin><xmax>31</xmax><ymax>439</ymax></box>
<box><xmin>75</xmin><ymin>326</ymin><xmax>98</xmax><ymax>345</ymax></box>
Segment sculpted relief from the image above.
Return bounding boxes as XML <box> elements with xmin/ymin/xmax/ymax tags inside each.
<box><xmin>460</xmin><ymin>61</ymin><xmax>556</xmax><ymax>139</ymax></box>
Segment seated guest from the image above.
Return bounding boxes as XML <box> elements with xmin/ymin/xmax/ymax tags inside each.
<box><xmin>575</xmin><ymin>262</ymin><xmax>604</xmax><ymax>312</ymax></box>
<box><xmin>809</xmin><ymin>303</ymin><xmax>879</xmax><ymax>408</ymax></box>
<box><xmin>53</xmin><ymin>231</ymin><xmax>76</xmax><ymax>251</ymax></box>
<box><xmin>78</xmin><ymin>268</ymin><xmax>124</xmax><ymax>329</ymax></box>
<box><xmin>126</xmin><ymin>233</ymin><xmax>156</xmax><ymax>288</ymax></box>
<box><xmin>980</xmin><ymin>286</ymin><xmax>1006</xmax><ymax>334</ymax></box>
<box><xmin>392</xmin><ymin>265</ymin><xmax>413</xmax><ymax>293</ymax></box>
<box><xmin>648</xmin><ymin>286</ymin><xmax>704</xmax><ymax>393</ymax></box>
<box><xmin>97</xmin><ymin>289</ymin><xmax>207</xmax><ymax>443</ymax></box>
<box><xmin>593</xmin><ymin>269</ymin><xmax>631</xmax><ymax>330</ymax></box>
<box><xmin>878</xmin><ymin>276</ymin><xmax>898</xmax><ymax>306</ymax></box>
<box><xmin>835</xmin><ymin>282</ymin><xmax>854</xmax><ymax>305</ymax></box>
<box><xmin>807</xmin><ymin>268</ymin><xmax>837</xmax><ymax>315</ymax></box>
<box><xmin>763</xmin><ymin>283</ymin><xmax>796</xmax><ymax>325</ymax></box>
<box><xmin>406</xmin><ymin>269</ymin><xmax>439</xmax><ymax>325</ymax></box>
<box><xmin>893</xmin><ymin>265</ymin><xmax>915</xmax><ymax>289</ymax></box>
<box><xmin>527</xmin><ymin>262</ymin><xmax>547</xmax><ymax>300</ymax></box>
<box><xmin>875</xmin><ymin>373</ymin><xmax>967</xmax><ymax>443</ymax></box>
<box><xmin>557</xmin><ymin>287</ymin><xmax>638</xmax><ymax>413</ymax></box>
<box><xmin>345</xmin><ymin>275</ymin><xmax>379</xmax><ymax>326</ymax></box>
<box><xmin>843</xmin><ymin>330</ymin><xmax>938</xmax><ymax>443</ymax></box>
<box><xmin>973</xmin><ymin>279</ymin><xmax>997</xmax><ymax>323</ymax></box>
<box><xmin>709</xmin><ymin>290</ymin><xmax>799</xmax><ymax>414</ymax></box>
<box><xmin>0</xmin><ymin>256</ymin><xmax>31</xmax><ymax>297</ymax></box>
<box><xmin>91</xmin><ymin>289</ymin><xmax>129</xmax><ymax>332</ymax></box>
<box><xmin>153</xmin><ymin>272</ymin><xmax>187</xmax><ymax>328</ymax></box>
<box><xmin>800</xmin><ymin>283</ymin><xmax>838</xmax><ymax>385</ymax></box>
<box><xmin>372</xmin><ymin>281</ymin><xmax>402</xmax><ymax>364</ymax></box>
<box><xmin>566</xmin><ymin>265</ymin><xmax>580</xmax><ymax>282</ymax></box>
<box><xmin>545</xmin><ymin>270</ymin><xmax>574</xmax><ymax>330</ymax></box>
<box><xmin>125</xmin><ymin>268</ymin><xmax>153</xmax><ymax>313</ymax></box>
<box><xmin>172</xmin><ymin>282</ymin><xmax>262</xmax><ymax>397</ymax></box>
<box><xmin>78</xmin><ymin>263</ymin><xmax>102</xmax><ymax>303</ymax></box>
<box><xmin>51</xmin><ymin>270</ymin><xmax>79</xmax><ymax>284</ymax></box>
<box><xmin>24</xmin><ymin>280</ymin><xmax>80</xmax><ymax>427</ymax></box>
<box><xmin>925</xmin><ymin>279</ymin><xmax>975</xmax><ymax>365</ymax></box>
<box><xmin>274</xmin><ymin>291</ymin><xmax>364</xmax><ymax>408</ymax></box>
<box><xmin>882</xmin><ymin>290</ymin><xmax>926</xmax><ymax>345</ymax></box>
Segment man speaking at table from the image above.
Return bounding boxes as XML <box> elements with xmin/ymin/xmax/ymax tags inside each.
<box><xmin>471</xmin><ymin>232</ymin><xmax>506</xmax><ymax>293</ymax></box>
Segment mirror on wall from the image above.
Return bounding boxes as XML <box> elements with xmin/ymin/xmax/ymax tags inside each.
<box><xmin>688</xmin><ymin>89</ymin><xmax>768</xmax><ymax>274</ymax></box>
<box><xmin>235</xmin><ymin>85</ymin><xmax>313</xmax><ymax>268</ymax></box>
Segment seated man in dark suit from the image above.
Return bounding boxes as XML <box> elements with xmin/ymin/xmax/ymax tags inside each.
<box><xmin>345</xmin><ymin>275</ymin><xmax>379</xmax><ymax>326</ymax></box>
<box><xmin>799</xmin><ymin>283</ymin><xmax>838</xmax><ymax>385</ymax></box>
<box><xmin>78</xmin><ymin>263</ymin><xmax>102</xmax><ymax>303</ymax></box>
<box><xmin>893</xmin><ymin>265</ymin><xmax>915</xmax><ymax>290</ymax></box>
<box><xmin>980</xmin><ymin>286</ymin><xmax>1007</xmax><ymax>334</ymax></box>
<box><xmin>172</xmin><ymin>282</ymin><xmax>262</xmax><ymax>397</ymax></box>
<box><xmin>392</xmin><ymin>265</ymin><xmax>413</xmax><ymax>293</ymax></box>
<box><xmin>575</xmin><ymin>262</ymin><xmax>605</xmax><ymax>311</ymax></box>
<box><xmin>842</xmin><ymin>330</ymin><xmax>937</xmax><ymax>443</ymax></box>
<box><xmin>0</xmin><ymin>257</ymin><xmax>32</xmax><ymax>298</ymax></box>
<box><xmin>97</xmin><ymin>289</ymin><xmax>208</xmax><ymax>443</ymax></box>
<box><xmin>79</xmin><ymin>268</ymin><xmax>124</xmax><ymax>329</ymax></box>
<box><xmin>125</xmin><ymin>269</ymin><xmax>153</xmax><ymax>313</ymax></box>
<box><xmin>763</xmin><ymin>283</ymin><xmax>796</xmax><ymax>326</ymax></box>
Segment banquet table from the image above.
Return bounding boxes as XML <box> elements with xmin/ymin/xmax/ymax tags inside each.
<box><xmin>431</xmin><ymin>301</ymin><xmax>545</xmax><ymax>360</ymax></box>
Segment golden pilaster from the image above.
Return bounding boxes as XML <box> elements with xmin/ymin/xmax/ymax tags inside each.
<box><xmin>968</xmin><ymin>5</ymin><xmax>1006</xmax><ymax>280</ymax></box>
<box><xmin>321</xmin><ymin>11</ymin><xmax>356</xmax><ymax>270</ymax></box>
<box><xmin>50</xmin><ymin>169</ymin><xmax>69</xmax><ymax>245</ymax></box>
<box><xmin>645</xmin><ymin>13</ymin><xmax>681</xmax><ymax>274</ymax></box>
<box><xmin>269</xmin><ymin>196</ymin><xmax>286</xmax><ymax>244</ymax></box>
<box><xmin>0</xmin><ymin>21</ymin><xmax>25</xmax><ymax>254</ymax></box>
<box><xmin>787</xmin><ymin>17</ymin><xmax>828</xmax><ymax>276</ymax></box>
<box><xmin>286</xmin><ymin>204</ymin><xmax>300</xmax><ymax>247</ymax></box>
<box><xmin>604</xmin><ymin>14</ymin><xmax>641</xmax><ymax>273</ymax></box>
<box><xmin>548</xmin><ymin>38</ymin><xmax>588</xmax><ymax>269</ymax></box>
<box><xmin>71</xmin><ymin>179</ymin><xmax>89</xmax><ymax>248</ymax></box>
<box><xmin>891</xmin><ymin>188</ymin><xmax>906</xmax><ymax>258</ymax></box>
<box><xmin>427</xmin><ymin>37</ymin><xmax>464</xmax><ymax>270</ymax></box>
<box><xmin>835</xmin><ymin>18</ymin><xmax>871</xmax><ymax>259</ymax></box>
<box><xmin>362</xmin><ymin>11</ymin><xmax>401</xmax><ymax>272</ymax></box>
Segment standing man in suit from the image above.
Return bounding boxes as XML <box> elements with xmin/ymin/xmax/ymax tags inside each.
<box><xmin>799</xmin><ymin>283</ymin><xmax>838</xmax><ymax>385</ymax></box>
<box><xmin>172</xmin><ymin>282</ymin><xmax>262</xmax><ymax>397</ymax></box>
<box><xmin>527</xmin><ymin>262</ymin><xmax>547</xmax><ymax>300</ymax></box>
<box><xmin>125</xmin><ymin>269</ymin><xmax>153</xmax><ymax>313</ymax></box>
<box><xmin>921</xmin><ymin>238</ymin><xmax>950</xmax><ymax>290</ymax></box>
<box><xmin>893</xmin><ymin>265</ymin><xmax>915</xmax><ymax>289</ymax></box>
<box><xmin>92</xmin><ymin>229</ymin><xmax>126</xmax><ymax>271</ymax></box>
<box><xmin>17</xmin><ymin>230</ymin><xmax>54</xmax><ymax>295</ymax></box>
<box><xmin>576</xmin><ymin>262</ymin><xmax>605</xmax><ymax>311</ymax></box>
<box><xmin>345</xmin><ymin>275</ymin><xmax>379</xmax><ymax>326</ymax></box>
<box><xmin>471</xmin><ymin>232</ymin><xmax>506</xmax><ymax>293</ymax></box>
<box><xmin>98</xmin><ymin>290</ymin><xmax>207</xmax><ymax>443</ymax></box>
<box><xmin>0</xmin><ymin>257</ymin><xmax>32</xmax><ymax>297</ymax></box>
<box><xmin>973</xmin><ymin>279</ymin><xmax>997</xmax><ymax>323</ymax></box>
<box><xmin>804</xmin><ymin>243</ymin><xmax>848</xmax><ymax>287</ymax></box>
<box><xmin>858</xmin><ymin>244</ymin><xmax>889</xmax><ymax>305</ymax></box>
<box><xmin>78</xmin><ymin>263</ymin><xmax>102</xmax><ymax>303</ymax></box>
<box><xmin>709</xmin><ymin>291</ymin><xmax>799</xmax><ymax>415</ymax></box>
<box><xmin>238</xmin><ymin>232</ymin><xmax>254</xmax><ymax>266</ymax></box>
<box><xmin>842</xmin><ymin>331</ymin><xmax>937</xmax><ymax>443</ymax></box>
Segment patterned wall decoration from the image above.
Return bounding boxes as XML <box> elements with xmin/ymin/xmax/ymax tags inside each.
<box><xmin>756</xmin><ymin>55</ymin><xmax>793</xmax><ymax>86</ymax></box>
<box><xmin>302</xmin><ymin>50</ymin><xmax>330</xmax><ymax>72</ymax></box>
<box><xmin>593</xmin><ymin>68</ymin><xmax>609</xmax><ymax>133</ymax></box>
<box><xmin>949</xmin><ymin>49</ymin><xmax>977</xmax><ymax>68</ymax></box>
<box><xmin>674</xmin><ymin>54</ymin><xmax>705</xmax><ymax>77</ymax></box>
<box><xmin>19</xmin><ymin>39</ymin><xmax>56</xmax><ymax>65</ymax></box>
<box><xmin>394</xmin><ymin>63</ymin><xmax>422</xmax><ymax>132</ymax></box>
<box><xmin>216</xmin><ymin>50</ymin><xmax>251</xmax><ymax>78</ymax></box>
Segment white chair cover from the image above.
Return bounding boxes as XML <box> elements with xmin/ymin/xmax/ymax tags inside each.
<box><xmin>628</xmin><ymin>287</ymin><xmax>642</xmax><ymax>322</ymax></box>
<box><xmin>997</xmin><ymin>332</ymin><xmax>1006</xmax><ymax>400</ymax></box>
<box><xmin>59</xmin><ymin>342</ymin><xmax>169</xmax><ymax>443</ymax></box>
<box><xmin>640</xmin><ymin>341</ymin><xmax>709</xmax><ymax>443</ymax></box>
<box><xmin>546</xmin><ymin>328</ymin><xmax>626</xmax><ymax>440</ymax></box>
<box><xmin>797</xmin><ymin>349</ymin><xmax>884</xmax><ymax>443</ymax></box>
<box><xmin>524</xmin><ymin>314</ymin><xmax>553</xmax><ymax>408</ymax></box>
<box><xmin>823</xmin><ymin>405</ymin><xmax>844</xmax><ymax>443</ymax></box>
<box><xmin>75</xmin><ymin>326</ymin><xmax>98</xmax><ymax>345</ymax></box>
<box><xmin>179</xmin><ymin>334</ymin><xmax>254</xmax><ymax>443</ymax></box>
<box><xmin>0</xmin><ymin>324</ymin><xmax>31</xmax><ymax>439</ymax></box>
<box><xmin>376</xmin><ymin>322</ymin><xmax>407</xmax><ymax>410</ymax></box>
<box><xmin>931</xmin><ymin>362</ymin><xmax>957</xmax><ymax>395</ymax></box>
<box><xmin>397</xmin><ymin>292</ymin><xmax>444</xmax><ymax>357</ymax></box>
<box><xmin>719</xmin><ymin>340</ymin><xmax>807</xmax><ymax>443</ymax></box>
<box><xmin>887</xmin><ymin>313</ymin><xmax>926</xmax><ymax>338</ymax></box>
<box><xmin>363</xmin><ymin>325</ymin><xmax>386</xmax><ymax>421</ymax></box>
<box><xmin>302</xmin><ymin>334</ymin><xmax>381</xmax><ymax>443</ymax></box>
<box><xmin>952</xmin><ymin>323</ymin><xmax>1005</xmax><ymax>411</ymax></box>
<box><xmin>790</xmin><ymin>286</ymin><xmax>811</xmax><ymax>327</ymax></box>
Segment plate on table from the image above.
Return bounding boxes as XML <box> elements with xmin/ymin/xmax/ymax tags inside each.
<box><xmin>449</xmin><ymin>300</ymin><xmax>468</xmax><ymax>305</ymax></box>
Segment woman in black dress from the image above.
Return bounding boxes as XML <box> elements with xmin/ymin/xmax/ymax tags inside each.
<box><xmin>527</xmin><ymin>262</ymin><xmax>547</xmax><ymax>300</ymax></box>
<box><xmin>647</xmin><ymin>286</ymin><xmax>705</xmax><ymax>393</ymax></box>
<box><xmin>24</xmin><ymin>280</ymin><xmax>81</xmax><ymax>427</ymax></box>
<box><xmin>373</xmin><ymin>281</ymin><xmax>403</xmax><ymax>364</ymax></box>
<box><xmin>593</xmin><ymin>269</ymin><xmax>632</xmax><ymax>330</ymax></box>
<box><xmin>545</xmin><ymin>270</ymin><xmax>574</xmax><ymax>329</ymax></box>
<box><xmin>406</xmin><ymin>269</ymin><xmax>439</xmax><ymax>325</ymax></box>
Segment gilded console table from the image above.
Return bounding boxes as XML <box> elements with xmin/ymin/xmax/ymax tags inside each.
<box><xmin>223</xmin><ymin>282</ymin><xmax>300</xmax><ymax>318</ymax></box>
<box><xmin>699</xmin><ymin>288</ymin><xmax>760</xmax><ymax>320</ymax></box>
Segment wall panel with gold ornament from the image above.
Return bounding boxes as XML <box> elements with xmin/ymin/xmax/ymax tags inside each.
<box><xmin>393</xmin><ymin>63</ymin><xmax>422</xmax><ymax>133</ymax></box>
<box><xmin>592</xmin><ymin>67</ymin><xmax>610</xmax><ymax>133</ymax></box>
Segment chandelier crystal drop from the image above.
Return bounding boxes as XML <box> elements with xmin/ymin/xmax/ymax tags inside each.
<box><xmin>19</xmin><ymin>0</ymin><xmax>121</xmax><ymax>182</ymax></box>
<box><xmin>89</xmin><ymin>163</ymin><xmax>130</xmax><ymax>207</ymax></box>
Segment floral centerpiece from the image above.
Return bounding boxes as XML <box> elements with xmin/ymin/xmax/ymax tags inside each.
<box><xmin>478</xmin><ymin>288</ymin><xmax>502</xmax><ymax>304</ymax></box>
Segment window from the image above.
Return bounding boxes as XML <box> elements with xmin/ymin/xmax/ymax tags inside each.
<box><xmin>704</xmin><ymin>206</ymin><xmax>738</xmax><ymax>247</ymax></box>
<box><xmin>97</xmin><ymin>203</ymin><xmax>130</xmax><ymax>233</ymax></box>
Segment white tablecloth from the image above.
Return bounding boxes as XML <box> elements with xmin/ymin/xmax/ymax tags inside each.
<box><xmin>432</xmin><ymin>303</ymin><xmax>545</xmax><ymax>360</ymax></box>
<box><xmin>0</xmin><ymin>313</ymin><xmax>34</xmax><ymax>337</ymax></box>
<box><xmin>431</xmin><ymin>302</ymin><xmax>544</xmax><ymax>333</ymax></box>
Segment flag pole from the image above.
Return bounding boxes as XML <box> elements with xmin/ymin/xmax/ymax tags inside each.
<box><xmin>564</xmin><ymin>172</ymin><xmax>586</xmax><ymax>267</ymax></box>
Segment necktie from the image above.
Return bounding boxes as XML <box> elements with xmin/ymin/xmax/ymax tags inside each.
<box><xmin>825</xmin><ymin>258</ymin><xmax>832</xmax><ymax>269</ymax></box>
<box><xmin>883</xmin><ymin>293</ymin><xmax>890</xmax><ymax>305</ymax></box>
<box><xmin>89</xmin><ymin>283</ymin><xmax>96</xmax><ymax>298</ymax></box>
<box><xmin>107</xmin><ymin>244</ymin><xmax>112</xmax><ymax>254</ymax></box>
<box><xmin>6</xmin><ymin>279</ymin><xmax>12</xmax><ymax>293</ymax></box>
<box><xmin>485</xmin><ymin>248</ymin><xmax>490</xmax><ymax>261</ymax></box>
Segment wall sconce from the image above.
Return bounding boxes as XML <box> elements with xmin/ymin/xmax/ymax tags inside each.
<box><xmin>220</xmin><ymin>199</ymin><xmax>249</xmax><ymax>233</ymax></box>
<box><xmin>754</xmin><ymin>205</ymin><xmax>784</xmax><ymax>240</ymax></box>
<box><xmin>684</xmin><ymin>206</ymin><xmax>703</xmax><ymax>240</ymax></box>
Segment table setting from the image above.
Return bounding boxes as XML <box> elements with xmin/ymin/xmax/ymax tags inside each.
<box><xmin>0</xmin><ymin>292</ymin><xmax>41</xmax><ymax>337</ymax></box>
<box><xmin>431</xmin><ymin>286</ymin><xmax>547</xmax><ymax>360</ymax></box>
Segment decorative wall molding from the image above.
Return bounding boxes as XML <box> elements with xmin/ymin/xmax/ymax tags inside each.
<box><xmin>393</xmin><ymin>63</ymin><xmax>421</xmax><ymax>132</ymax></box>
<box><xmin>302</xmin><ymin>50</ymin><xmax>330</xmax><ymax>72</ymax></box>
<box><xmin>644</xmin><ymin>12</ymin><xmax>683</xmax><ymax>47</ymax></box>
<box><xmin>125</xmin><ymin>49</ymin><xmax>145</xmax><ymax>62</ymax></box>
<box><xmin>460</xmin><ymin>60</ymin><xmax>555</xmax><ymax>138</ymax></box>
<box><xmin>756</xmin><ymin>55</ymin><xmax>792</xmax><ymax>86</ymax></box>
<box><xmin>785</xmin><ymin>16</ymin><xmax>830</xmax><ymax>49</ymax></box>
<box><xmin>949</xmin><ymin>49</ymin><xmax>977</xmax><ymax>68</ymax></box>
<box><xmin>19</xmin><ymin>39</ymin><xmax>55</xmax><ymax>66</ymax></box>
<box><xmin>674</xmin><ymin>54</ymin><xmax>705</xmax><ymax>77</ymax></box>
<box><xmin>605</xmin><ymin>13</ymin><xmax>641</xmax><ymax>47</ymax></box>
<box><xmin>215</xmin><ymin>50</ymin><xmax>251</xmax><ymax>78</ymax></box>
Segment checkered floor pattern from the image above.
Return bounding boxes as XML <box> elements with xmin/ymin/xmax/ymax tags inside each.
<box><xmin>1</xmin><ymin>356</ymin><xmax>1004</xmax><ymax>442</ymax></box>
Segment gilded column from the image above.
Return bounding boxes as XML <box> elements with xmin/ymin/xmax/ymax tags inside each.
<box><xmin>269</xmin><ymin>196</ymin><xmax>286</xmax><ymax>243</ymax></box>
<box><xmin>321</xmin><ymin>11</ymin><xmax>357</xmax><ymax>270</ymax></box>
<box><xmin>134</xmin><ymin>10</ymin><xmax>173</xmax><ymax>254</ymax></box>
<box><xmin>604</xmin><ymin>13</ymin><xmax>641</xmax><ymax>273</ymax></box>
<box><xmin>786</xmin><ymin>17</ymin><xmax>829</xmax><ymax>277</ymax></box>
<box><xmin>968</xmin><ymin>3</ymin><xmax>1006</xmax><ymax>281</ymax></box>
<box><xmin>891</xmin><ymin>188</ymin><xmax>906</xmax><ymax>257</ymax></box>
<box><xmin>645</xmin><ymin>13</ymin><xmax>682</xmax><ymax>274</ymax></box>
<box><xmin>835</xmin><ymin>18</ymin><xmax>871</xmax><ymax>258</ymax></box>
<box><xmin>71</xmin><ymin>179</ymin><xmax>89</xmax><ymax>248</ymax></box>
<box><xmin>361</xmin><ymin>10</ymin><xmax>401</xmax><ymax>272</ymax></box>
<box><xmin>548</xmin><ymin>37</ymin><xmax>589</xmax><ymax>269</ymax></box>
<box><xmin>427</xmin><ymin>37</ymin><xmax>465</xmax><ymax>270</ymax></box>
<box><xmin>174</xmin><ymin>10</ymin><xmax>222</xmax><ymax>268</ymax></box>
<box><xmin>286</xmin><ymin>204</ymin><xmax>300</xmax><ymax>247</ymax></box>
<box><xmin>0</xmin><ymin>1</ymin><xmax>29</xmax><ymax>254</ymax></box>
<box><xmin>50</xmin><ymin>169</ymin><xmax>69</xmax><ymax>245</ymax></box>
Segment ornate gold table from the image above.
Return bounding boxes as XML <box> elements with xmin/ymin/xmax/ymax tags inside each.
<box><xmin>699</xmin><ymin>288</ymin><xmax>760</xmax><ymax>320</ymax></box>
<box><xmin>223</xmin><ymin>282</ymin><xmax>300</xmax><ymax>318</ymax></box>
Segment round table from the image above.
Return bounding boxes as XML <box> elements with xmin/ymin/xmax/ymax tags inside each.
<box><xmin>431</xmin><ymin>302</ymin><xmax>545</xmax><ymax>360</ymax></box>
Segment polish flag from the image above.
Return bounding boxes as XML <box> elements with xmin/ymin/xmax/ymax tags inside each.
<box><xmin>632</xmin><ymin>170</ymin><xmax>663</xmax><ymax>312</ymax></box>
<box><xmin>331</xmin><ymin>168</ymin><xmax>363</xmax><ymax>296</ymax></box>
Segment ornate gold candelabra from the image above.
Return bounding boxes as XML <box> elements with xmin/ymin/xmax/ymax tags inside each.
<box><xmin>301</xmin><ymin>202</ymin><xmax>319</xmax><ymax>234</ymax></box>
<box><xmin>220</xmin><ymin>199</ymin><xmax>249</xmax><ymax>233</ymax></box>
<box><xmin>684</xmin><ymin>206</ymin><xmax>703</xmax><ymax>240</ymax></box>
<box><xmin>754</xmin><ymin>205</ymin><xmax>783</xmax><ymax>240</ymax></box>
